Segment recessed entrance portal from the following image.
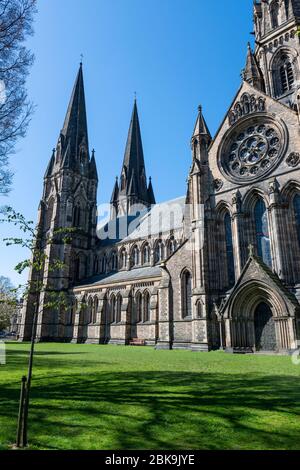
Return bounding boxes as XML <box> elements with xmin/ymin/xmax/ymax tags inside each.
<box><xmin>254</xmin><ymin>302</ymin><xmax>277</xmax><ymax>351</ymax></box>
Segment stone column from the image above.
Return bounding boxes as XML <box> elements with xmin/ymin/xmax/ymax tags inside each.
<box><xmin>98</xmin><ymin>292</ymin><xmax>108</xmax><ymax>344</ymax></box>
<box><xmin>155</xmin><ymin>274</ymin><xmax>172</xmax><ymax>350</ymax></box>
<box><xmin>268</xmin><ymin>179</ymin><xmax>286</xmax><ymax>280</ymax></box>
<box><xmin>71</xmin><ymin>296</ymin><xmax>84</xmax><ymax>343</ymax></box>
<box><xmin>231</xmin><ymin>191</ymin><xmax>244</xmax><ymax>278</ymax></box>
<box><xmin>225</xmin><ymin>318</ymin><xmax>233</xmax><ymax>351</ymax></box>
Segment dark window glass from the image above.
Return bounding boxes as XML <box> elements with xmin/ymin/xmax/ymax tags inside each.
<box><xmin>254</xmin><ymin>200</ymin><xmax>272</xmax><ymax>268</ymax></box>
<box><xmin>224</xmin><ymin>213</ymin><xmax>235</xmax><ymax>287</ymax></box>
<box><xmin>182</xmin><ymin>271</ymin><xmax>192</xmax><ymax>318</ymax></box>
<box><xmin>293</xmin><ymin>195</ymin><xmax>300</xmax><ymax>247</ymax></box>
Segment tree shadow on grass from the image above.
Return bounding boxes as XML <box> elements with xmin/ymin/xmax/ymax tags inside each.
<box><xmin>0</xmin><ymin>370</ymin><xmax>300</xmax><ymax>450</ymax></box>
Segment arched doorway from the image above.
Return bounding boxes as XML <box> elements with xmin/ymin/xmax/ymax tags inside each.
<box><xmin>254</xmin><ymin>303</ymin><xmax>277</xmax><ymax>351</ymax></box>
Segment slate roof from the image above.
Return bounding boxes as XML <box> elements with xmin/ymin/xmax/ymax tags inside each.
<box><xmin>76</xmin><ymin>266</ymin><xmax>162</xmax><ymax>289</ymax></box>
<box><xmin>97</xmin><ymin>195</ymin><xmax>185</xmax><ymax>246</ymax></box>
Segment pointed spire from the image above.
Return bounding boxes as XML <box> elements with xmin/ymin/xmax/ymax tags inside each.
<box><xmin>89</xmin><ymin>149</ymin><xmax>98</xmax><ymax>180</ymax></box>
<box><xmin>60</xmin><ymin>63</ymin><xmax>89</xmax><ymax>169</ymax></box>
<box><xmin>111</xmin><ymin>99</ymin><xmax>155</xmax><ymax>217</ymax></box>
<box><xmin>110</xmin><ymin>177</ymin><xmax>119</xmax><ymax>203</ymax></box>
<box><xmin>242</xmin><ymin>42</ymin><xmax>265</xmax><ymax>91</ymax></box>
<box><xmin>147</xmin><ymin>177</ymin><xmax>156</xmax><ymax>205</ymax></box>
<box><xmin>192</xmin><ymin>105</ymin><xmax>212</xmax><ymax>140</ymax></box>
<box><xmin>122</xmin><ymin>100</ymin><xmax>148</xmax><ymax>197</ymax></box>
<box><xmin>44</xmin><ymin>149</ymin><xmax>55</xmax><ymax>178</ymax></box>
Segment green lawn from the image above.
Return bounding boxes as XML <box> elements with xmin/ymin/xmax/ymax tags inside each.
<box><xmin>0</xmin><ymin>342</ymin><xmax>300</xmax><ymax>450</ymax></box>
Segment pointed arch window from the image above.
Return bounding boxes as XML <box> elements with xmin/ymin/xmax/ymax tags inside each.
<box><xmin>135</xmin><ymin>292</ymin><xmax>142</xmax><ymax>323</ymax></box>
<box><xmin>111</xmin><ymin>251</ymin><xmax>118</xmax><ymax>271</ymax></box>
<box><xmin>73</xmin><ymin>204</ymin><xmax>81</xmax><ymax>227</ymax></box>
<box><xmin>45</xmin><ymin>198</ymin><xmax>55</xmax><ymax>233</ymax></box>
<box><xmin>224</xmin><ymin>213</ymin><xmax>235</xmax><ymax>287</ymax></box>
<box><xmin>92</xmin><ymin>297</ymin><xmax>98</xmax><ymax>324</ymax></box>
<box><xmin>131</xmin><ymin>246</ymin><xmax>140</xmax><ymax>267</ymax></box>
<box><xmin>143</xmin><ymin>243</ymin><xmax>150</xmax><ymax>264</ymax></box>
<box><xmin>70</xmin><ymin>299</ymin><xmax>77</xmax><ymax>325</ymax></box>
<box><xmin>280</xmin><ymin>59</ymin><xmax>294</xmax><ymax>94</ymax></box>
<box><xmin>101</xmin><ymin>254</ymin><xmax>107</xmax><ymax>274</ymax></box>
<box><xmin>254</xmin><ymin>199</ymin><xmax>272</xmax><ymax>268</ymax></box>
<box><xmin>168</xmin><ymin>238</ymin><xmax>177</xmax><ymax>257</ymax></box>
<box><xmin>270</xmin><ymin>1</ymin><xmax>279</xmax><ymax>29</ymax></box>
<box><xmin>181</xmin><ymin>270</ymin><xmax>192</xmax><ymax>319</ymax></box>
<box><xmin>94</xmin><ymin>256</ymin><xmax>99</xmax><ymax>275</ymax></box>
<box><xmin>120</xmin><ymin>248</ymin><xmax>127</xmax><ymax>269</ymax></box>
<box><xmin>116</xmin><ymin>295</ymin><xmax>122</xmax><ymax>323</ymax></box>
<box><xmin>87</xmin><ymin>298</ymin><xmax>93</xmax><ymax>324</ymax></box>
<box><xmin>143</xmin><ymin>291</ymin><xmax>151</xmax><ymax>323</ymax></box>
<box><xmin>155</xmin><ymin>241</ymin><xmax>164</xmax><ymax>263</ymax></box>
<box><xmin>110</xmin><ymin>295</ymin><xmax>116</xmax><ymax>323</ymax></box>
<box><xmin>293</xmin><ymin>194</ymin><xmax>300</xmax><ymax>248</ymax></box>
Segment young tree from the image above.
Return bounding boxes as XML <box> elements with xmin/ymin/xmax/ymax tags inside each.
<box><xmin>1</xmin><ymin>206</ymin><xmax>76</xmax><ymax>447</ymax></box>
<box><xmin>0</xmin><ymin>275</ymin><xmax>16</xmax><ymax>331</ymax></box>
<box><xmin>0</xmin><ymin>0</ymin><xmax>37</xmax><ymax>195</ymax></box>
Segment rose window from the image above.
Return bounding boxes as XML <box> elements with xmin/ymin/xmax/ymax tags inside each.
<box><xmin>219</xmin><ymin>119</ymin><xmax>286</xmax><ymax>183</ymax></box>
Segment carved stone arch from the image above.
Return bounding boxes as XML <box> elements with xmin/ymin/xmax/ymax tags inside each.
<box><xmin>109</xmin><ymin>249</ymin><xmax>118</xmax><ymax>272</ymax></box>
<box><xmin>116</xmin><ymin>292</ymin><xmax>123</xmax><ymax>323</ymax></box>
<box><xmin>215</xmin><ymin>202</ymin><xmax>236</xmax><ymax>289</ymax></box>
<box><xmin>119</xmin><ymin>246</ymin><xmax>127</xmax><ymax>269</ymax></box>
<box><xmin>281</xmin><ymin>180</ymin><xmax>300</xmax><ymax>282</ymax></box>
<box><xmin>269</xmin><ymin>0</ymin><xmax>280</xmax><ymax>28</ymax></box>
<box><xmin>223</xmin><ymin>279</ymin><xmax>299</xmax><ymax>351</ymax></box>
<box><xmin>226</xmin><ymin>280</ymin><xmax>289</xmax><ymax>320</ymax></box>
<box><xmin>166</xmin><ymin>236</ymin><xmax>177</xmax><ymax>257</ymax></box>
<box><xmin>86</xmin><ymin>296</ymin><xmax>93</xmax><ymax>324</ymax></box>
<box><xmin>154</xmin><ymin>239</ymin><xmax>165</xmax><ymax>263</ymax></box>
<box><xmin>45</xmin><ymin>196</ymin><xmax>56</xmax><ymax>232</ymax></box>
<box><xmin>181</xmin><ymin>268</ymin><xmax>193</xmax><ymax>319</ymax></box>
<box><xmin>141</xmin><ymin>241</ymin><xmax>151</xmax><ymax>264</ymax></box>
<box><xmin>242</xmin><ymin>188</ymin><xmax>269</xmax><ymax>214</ymax></box>
<box><xmin>72</xmin><ymin>251</ymin><xmax>87</xmax><ymax>281</ymax></box>
<box><xmin>196</xmin><ymin>299</ymin><xmax>205</xmax><ymax>319</ymax></box>
<box><xmin>215</xmin><ymin>201</ymin><xmax>233</xmax><ymax>220</ymax></box>
<box><xmin>240</xmin><ymin>92</ymin><xmax>251</xmax><ymax>115</ymax></box>
<box><xmin>92</xmin><ymin>294</ymin><xmax>99</xmax><ymax>323</ymax></box>
<box><xmin>93</xmin><ymin>254</ymin><xmax>99</xmax><ymax>275</ymax></box>
<box><xmin>130</xmin><ymin>243</ymin><xmax>140</xmax><ymax>267</ymax></box>
<box><xmin>270</xmin><ymin>46</ymin><xmax>299</xmax><ymax>97</ymax></box>
<box><xmin>109</xmin><ymin>292</ymin><xmax>117</xmax><ymax>323</ymax></box>
<box><xmin>281</xmin><ymin>180</ymin><xmax>300</xmax><ymax>202</ymax></box>
<box><xmin>143</xmin><ymin>289</ymin><xmax>151</xmax><ymax>322</ymax></box>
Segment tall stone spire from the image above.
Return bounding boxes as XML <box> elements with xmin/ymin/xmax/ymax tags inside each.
<box><xmin>53</xmin><ymin>63</ymin><xmax>90</xmax><ymax>174</ymax></box>
<box><xmin>242</xmin><ymin>42</ymin><xmax>265</xmax><ymax>91</ymax></box>
<box><xmin>192</xmin><ymin>105</ymin><xmax>212</xmax><ymax>141</ymax></box>
<box><xmin>111</xmin><ymin>100</ymin><xmax>154</xmax><ymax>217</ymax></box>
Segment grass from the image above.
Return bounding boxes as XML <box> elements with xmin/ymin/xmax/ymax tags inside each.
<box><xmin>0</xmin><ymin>342</ymin><xmax>300</xmax><ymax>450</ymax></box>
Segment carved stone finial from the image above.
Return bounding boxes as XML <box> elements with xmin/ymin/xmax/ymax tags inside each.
<box><xmin>268</xmin><ymin>178</ymin><xmax>280</xmax><ymax>195</ymax></box>
<box><xmin>248</xmin><ymin>244</ymin><xmax>255</xmax><ymax>258</ymax></box>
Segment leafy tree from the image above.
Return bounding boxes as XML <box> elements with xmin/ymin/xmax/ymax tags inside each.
<box><xmin>1</xmin><ymin>206</ymin><xmax>76</xmax><ymax>447</ymax></box>
<box><xmin>0</xmin><ymin>275</ymin><xmax>16</xmax><ymax>330</ymax></box>
<box><xmin>0</xmin><ymin>0</ymin><xmax>37</xmax><ymax>195</ymax></box>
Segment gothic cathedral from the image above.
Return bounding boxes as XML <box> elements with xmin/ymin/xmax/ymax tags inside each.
<box><xmin>20</xmin><ymin>0</ymin><xmax>300</xmax><ymax>353</ymax></box>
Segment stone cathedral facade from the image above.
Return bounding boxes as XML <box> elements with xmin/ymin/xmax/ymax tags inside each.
<box><xmin>20</xmin><ymin>0</ymin><xmax>300</xmax><ymax>353</ymax></box>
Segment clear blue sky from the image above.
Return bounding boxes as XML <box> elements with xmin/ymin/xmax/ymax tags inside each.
<box><xmin>0</xmin><ymin>0</ymin><xmax>253</xmax><ymax>287</ymax></box>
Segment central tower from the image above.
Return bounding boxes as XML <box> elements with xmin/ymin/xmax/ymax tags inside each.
<box><xmin>110</xmin><ymin>100</ymin><xmax>155</xmax><ymax>218</ymax></box>
<box><xmin>252</xmin><ymin>0</ymin><xmax>300</xmax><ymax>108</ymax></box>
